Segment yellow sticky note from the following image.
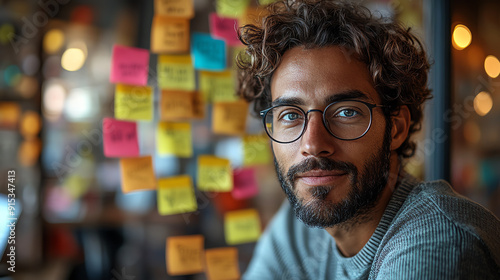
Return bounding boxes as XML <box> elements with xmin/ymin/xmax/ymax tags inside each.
<box><xmin>200</xmin><ymin>71</ymin><xmax>237</xmax><ymax>102</ymax></box>
<box><xmin>224</xmin><ymin>209</ymin><xmax>261</xmax><ymax>245</ymax></box>
<box><xmin>158</xmin><ymin>55</ymin><xmax>195</xmax><ymax>91</ymax></box>
<box><xmin>216</xmin><ymin>0</ymin><xmax>250</xmax><ymax>18</ymax></box>
<box><xmin>157</xmin><ymin>175</ymin><xmax>197</xmax><ymax>215</ymax></box>
<box><xmin>115</xmin><ymin>84</ymin><xmax>153</xmax><ymax>121</ymax></box>
<box><xmin>243</xmin><ymin>134</ymin><xmax>271</xmax><ymax>166</ymax></box>
<box><xmin>167</xmin><ymin>235</ymin><xmax>205</xmax><ymax>276</ymax></box>
<box><xmin>157</xmin><ymin>122</ymin><xmax>193</xmax><ymax>157</ymax></box>
<box><xmin>212</xmin><ymin>100</ymin><xmax>248</xmax><ymax>135</ymax></box>
<box><xmin>120</xmin><ymin>156</ymin><xmax>157</xmax><ymax>193</ymax></box>
<box><xmin>151</xmin><ymin>15</ymin><xmax>190</xmax><ymax>54</ymax></box>
<box><xmin>205</xmin><ymin>247</ymin><xmax>240</xmax><ymax>280</ymax></box>
<box><xmin>197</xmin><ymin>155</ymin><xmax>232</xmax><ymax>192</ymax></box>
<box><xmin>155</xmin><ymin>0</ymin><xmax>194</xmax><ymax>18</ymax></box>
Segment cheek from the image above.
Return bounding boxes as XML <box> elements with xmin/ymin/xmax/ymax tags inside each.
<box><xmin>272</xmin><ymin>142</ymin><xmax>297</xmax><ymax>173</ymax></box>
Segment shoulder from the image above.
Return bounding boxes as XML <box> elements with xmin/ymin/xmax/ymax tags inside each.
<box><xmin>371</xmin><ymin>180</ymin><xmax>500</xmax><ymax>279</ymax></box>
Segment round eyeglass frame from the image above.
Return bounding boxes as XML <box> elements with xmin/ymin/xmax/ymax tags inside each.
<box><xmin>259</xmin><ymin>100</ymin><xmax>388</xmax><ymax>144</ymax></box>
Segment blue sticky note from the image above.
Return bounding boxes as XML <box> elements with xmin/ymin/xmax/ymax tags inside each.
<box><xmin>191</xmin><ymin>32</ymin><xmax>227</xmax><ymax>71</ymax></box>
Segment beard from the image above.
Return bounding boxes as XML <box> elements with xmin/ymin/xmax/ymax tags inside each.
<box><xmin>274</xmin><ymin>125</ymin><xmax>392</xmax><ymax>228</ymax></box>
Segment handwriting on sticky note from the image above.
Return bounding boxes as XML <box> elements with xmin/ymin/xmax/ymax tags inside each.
<box><xmin>110</xmin><ymin>45</ymin><xmax>150</xmax><ymax>86</ymax></box>
<box><xmin>191</xmin><ymin>32</ymin><xmax>227</xmax><ymax>71</ymax></box>
<box><xmin>243</xmin><ymin>134</ymin><xmax>271</xmax><ymax>166</ymax></box>
<box><xmin>114</xmin><ymin>84</ymin><xmax>153</xmax><ymax>121</ymax></box>
<box><xmin>103</xmin><ymin>118</ymin><xmax>139</xmax><ymax>158</ymax></box>
<box><xmin>151</xmin><ymin>16</ymin><xmax>190</xmax><ymax>54</ymax></box>
<box><xmin>232</xmin><ymin>168</ymin><xmax>258</xmax><ymax>200</ymax></box>
<box><xmin>224</xmin><ymin>208</ymin><xmax>261</xmax><ymax>245</ymax></box>
<box><xmin>155</xmin><ymin>0</ymin><xmax>194</xmax><ymax>18</ymax></box>
<box><xmin>157</xmin><ymin>122</ymin><xmax>193</xmax><ymax>157</ymax></box>
<box><xmin>212</xmin><ymin>100</ymin><xmax>248</xmax><ymax>135</ymax></box>
<box><xmin>119</xmin><ymin>156</ymin><xmax>156</xmax><ymax>193</ymax></box>
<box><xmin>199</xmin><ymin>71</ymin><xmax>237</xmax><ymax>102</ymax></box>
<box><xmin>158</xmin><ymin>55</ymin><xmax>195</xmax><ymax>91</ymax></box>
<box><xmin>160</xmin><ymin>90</ymin><xmax>193</xmax><ymax>121</ymax></box>
<box><xmin>209</xmin><ymin>13</ymin><xmax>241</xmax><ymax>46</ymax></box>
<box><xmin>167</xmin><ymin>235</ymin><xmax>205</xmax><ymax>275</ymax></box>
<box><xmin>157</xmin><ymin>175</ymin><xmax>197</xmax><ymax>215</ymax></box>
<box><xmin>197</xmin><ymin>155</ymin><xmax>232</xmax><ymax>192</ymax></box>
<box><xmin>205</xmin><ymin>247</ymin><xmax>240</xmax><ymax>280</ymax></box>
<box><xmin>216</xmin><ymin>0</ymin><xmax>250</xmax><ymax>18</ymax></box>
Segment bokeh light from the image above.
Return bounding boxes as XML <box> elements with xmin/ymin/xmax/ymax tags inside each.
<box><xmin>0</xmin><ymin>23</ymin><xmax>15</xmax><ymax>45</ymax></box>
<box><xmin>43</xmin><ymin>80</ymin><xmax>67</xmax><ymax>118</ymax></box>
<box><xmin>43</xmin><ymin>29</ymin><xmax>65</xmax><ymax>54</ymax></box>
<box><xmin>22</xmin><ymin>54</ymin><xmax>40</xmax><ymax>76</ymax></box>
<box><xmin>61</xmin><ymin>48</ymin><xmax>86</xmax><ymax>71</ymax></box>
<box><xmin>452</xmin><ymin>24</ymin><xmax>472</xmax><ymax>50</ymax></box>
<box><xmin>20</xmin><ymin>111</ymin><xmax>42</xmax><ymax>139</ymax></box>
<box><xmin>473</xmin><ymin>91</ymin><xmax>493</xmax><ymax>116</ymax></box>
<box><xmin>3</xmin><ymin>65</ymin><xmax>22</xmax><ymax>87</ymax></box>
<box><xmin>484</xmin><ymin>55</ymin><xmax>500</xmax><ymax>78</ymax></box>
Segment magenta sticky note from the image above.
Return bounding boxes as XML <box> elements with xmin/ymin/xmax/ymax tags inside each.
<box><xmin>103</xmin><ymin>118</ymin><xmax>140</xmax><ymax>158</ymax></box>
<box><xmin>110</xmin><ymin>45</ymin><xmax>150</xmax><ymax>86</ymax></box>
<box><xmin>232</xmin><ymin>168</ymin><xmax>259</xmax><ymax>200</ymax></box>
<box><xmin>209</xmin><ymin>13</ymin><xmax>241</xmax><ymax>47</ymax></box>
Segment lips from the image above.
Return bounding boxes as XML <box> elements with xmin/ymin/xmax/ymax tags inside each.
<box><xmin>295</xmin><ymin>170</ymin><xmax>348</xmax><ymax>186</ymax></box>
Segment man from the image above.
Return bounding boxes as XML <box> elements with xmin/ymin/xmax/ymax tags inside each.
<box><xmin>236</xmin><ymin>0</ymin><xmax>500</xmax><ymax>279</ymax></box>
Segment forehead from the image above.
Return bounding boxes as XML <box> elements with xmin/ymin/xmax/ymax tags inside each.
<box><xmin>270</xmin><ymin>46</ymin><xmax>379</xmax><ymax>105</ymax></box>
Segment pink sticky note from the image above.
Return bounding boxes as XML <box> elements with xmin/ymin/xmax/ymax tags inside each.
<box><xmin>209</xmin><ymin>13</ymin><xmax>241</xmax><ymax>47</ymax></box>
<box><xmin>232</xmin><ymin>168</ymin><xmax>258</xmax><ymax>200</ymax></box>
<box><xmin>103</xmin><ymin>118</ymin><xmax>140</xmax><ymax>158</ymax></box>
<box><xmin>110</xmin><ymin>45</ymin><xmax>150</xmax><ymax>86</ymax></box>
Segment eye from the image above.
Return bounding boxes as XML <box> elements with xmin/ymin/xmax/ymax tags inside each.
<box><xmin>336</xmin><ymin>108</ymin><xmax>359</xmax><ymax>118</ymax></box>
<box><xmin>282</xmin><ymin>112</ymin><xmax>302</xmax><ymax>121</ymax></box>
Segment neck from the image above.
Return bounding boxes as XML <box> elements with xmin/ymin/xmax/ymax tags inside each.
<box><xmin>325</xmin><ymin>154</ymin><xmax>401</xmax><ymax>257</ymax></box>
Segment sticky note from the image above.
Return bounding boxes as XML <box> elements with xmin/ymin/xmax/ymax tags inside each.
<box><xmin>167</xmin><ymin>235</ymin><xmax>205</xmax><ymax>276</ymax></box>
<box><xmin>192</xmin><ymin>91</ymin><xmax>206</xmax><ymax>119</ymax></box>
<box><xmin>232</xmin><ymin>168</ymin><xmax>258</xmax><ymax>200</ymax></box>
<box><xmin>157</xmin><ymin>175</ymin><xmax>197</xmax><ymax>215</ymax></box>
<box><xmin>119</xmin><ymin>156</ymin><xmax>156</xmax><ymax>193</ymax></box>
<box><xmin>216</xmin><ymin>0</ymin><xmax>250</xmax><ymax>18</ymax></box>
<box><xmin>110</xmin><ymin>45</ymin><xmax>149</xmax><ymax>86</ymax></box>
<box><xmin>243</xmin><ymin>134</ymin><xmax>271</xmax><ymax>166</ymax></box>
<box><xmin>224</xmin><ymin>208</ymin><xmax>261</xmax><ymax>245</ymax></box>
<box><xmin>160</xmin><ymin>90</ymin><xmax>194</xmax><ymax>121</ymax></box>
<box><xmin>197</xmin><ymin>155</ymin><xmax>232</xmax><ymax>192</ymax></box>
<box><xmin>199</xmin><ymin>71</ymin><xmax>237</xmax><ymax>102</ymax></box>
<box><xmin>157</xmin><ymin>55</ymin><xmax>195</xmax><ymax>91</ymax></box>
<box><xmin>191</xmin><ymin>32</ymin><xmax>227</xmax><ymax>71</ymax></box>
<box><xmin>155</xmin><ymin>0</ymin><xmax>194</xmax><ymax>18</ymax></box>
<box><xmin>205</xmin><ymin>247</ymin><xmax>241</xmax><ymax>280</ymax></box>
<box><xmin>151</xmin><ymin>15</ymin><xmax>190</xmax><ymax>54</ymax></box>
<box><xmin>103</xmin><ymin>118</ymin><xmax>139</xmax><ymax>158</ymax></box>
<box><xmin>157</xmin><ymin>122</ymin><xmax>193</xmax><ymax>158</ymax></box>
<box><xmin>210</xmin><ymin>13</ymin><xmax>241</xmax><ymax>46</ymax></box>
<box><xmin>240</xmin><ymin>6</ymin><xmax>268</xmax><ymax>26</ymax></box>
<box><xmin>114</xmin><ymin>84</ymin><xmax>153</xmax><ymax>121</ymax></box>
<box><xmin>212</xmin><ymin>100</ymin><xmax>248</xmax><ymax>135</ymax></box>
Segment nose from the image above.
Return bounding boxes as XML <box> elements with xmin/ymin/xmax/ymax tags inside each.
<box><xmin>300</xmin><ymin>110</ymin><xmax>336</xmax><ymax>157</ymax></box>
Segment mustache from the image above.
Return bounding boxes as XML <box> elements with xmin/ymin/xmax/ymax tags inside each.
<box><xmin>286</xmin><ymin>157</ymin><xmax>358</xmax><ymax>182</ymax></box>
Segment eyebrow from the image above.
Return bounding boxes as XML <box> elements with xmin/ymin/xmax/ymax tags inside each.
<box><xmin>271</xmin><ymin>90</ymin><xmax>371</xmax><ymax>107</ymax></box>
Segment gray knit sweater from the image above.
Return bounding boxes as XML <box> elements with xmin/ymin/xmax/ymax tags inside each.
<box><xmin>243</xmin><ymin>174</ymin><xmax>500</xmax><ymax>279</ymax></box>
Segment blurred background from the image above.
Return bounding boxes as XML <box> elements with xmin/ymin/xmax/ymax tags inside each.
<box><xmin>0</xmin><ymin>0</ymin><xmax>499</xmax><ymax>279</ymax></box>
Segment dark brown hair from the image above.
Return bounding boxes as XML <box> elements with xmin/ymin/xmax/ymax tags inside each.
<box><xmin>237</xmin><ymin>0</ymin><xmax>432</xmax><ymax>158</ymax></box>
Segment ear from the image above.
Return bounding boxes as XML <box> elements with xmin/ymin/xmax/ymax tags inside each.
<box><xmin>390</xmin><ymin>105</ymin><xmax>411</xmax><ymax>151</ymax></box>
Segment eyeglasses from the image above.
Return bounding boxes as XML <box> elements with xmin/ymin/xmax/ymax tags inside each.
<box><xmin>260</xmin><ymin>100</ymin><xmax>387</xmax><ymax>143</ymax></box>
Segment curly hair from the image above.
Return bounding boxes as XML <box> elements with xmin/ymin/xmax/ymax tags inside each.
<box><xmin>236</xmin><ymin>0</ymin><xmax>432</xmax><ymax>158</ymax></box>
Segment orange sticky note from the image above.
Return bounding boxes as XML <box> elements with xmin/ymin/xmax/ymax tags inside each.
<box><xmin>167</xmin><ymin>235</ymin><xmax>205</xmax><ymax>276</ymax></box>
<box><xmin>205</xmin><ymin>247</ymin><xmax>241</xmax><ymax>280</ymax></box>
<box><xmin>119</xmin><ymin>156</ymin><xmax>156</xmax><ymax>193</ymax></box>
<box><xmin>157</xmin><ymin>175</ymin><xmax>197</xmax><ymax>215</ymax></box>
<box><xmin>157</xmin><ymin>122</ymin><xmax>193</xmax><ymax>157</ymax></box>
<box><xmin>114</xmin><ymin>84</ymin><xmax>153</xmax><ymax>121</ymax></box>
<box><xmin>151</xmin><ymin>15</ymin><xmax>190</xmax><ymax>54</ymax></box>
<box><xmin>199</xmin><ymin>71</ymin><xmax>237</xmax><ymax>102</ymax></box>
<box><xmin>160</xmin><ymin>90</ymin><xmax>194</xmax><ymax>121</ymax></box>
<box><xmin>224</xmin><ymin>208</ymin><xmax>261</xmax><ymax>245</ymax></box>
<box><xmin>157</xmin><ymin>55</ymin><xmax>195</xmax><ymax>91</ymax></box>
<box><xmin>155</xmin><ymin>0</ymin><xmax>194</xmax><ymax>18</ymax></box>
<box><xmin>212</xmin><ymin>100</ymin><xmax>248</xmax><ymax>135</ymax></box>
<box><xmin>240</xmin><ymin>6</ymin><xmax>268</xmax><ymax>26</ymax></box>
<box><xmin>197</xmin><ymin>155</ymin><xmax>233</xmax><ymax>192</ymax></box>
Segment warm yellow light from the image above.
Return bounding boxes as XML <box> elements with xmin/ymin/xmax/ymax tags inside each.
<box><xmin>43</xmin><ymin>29</ymin><xmax>65</xmax><ymax>54</ymax></box>
<box><xmin>484</xmin><ymin>55</ymin><xmax>500</xmax><ymax>78</ymax></box>
<box><xmin>473</xmin><ymin>91</ymin><xmax>493</xmax><ymax>116</ymax></box>
<box><xmin>452</xmin><ymin>24</ymin><xmax>472</xmax><ymax>50</ymax></box>
<box><xmin>61</xmin><ymin>48</ymin><xmax>86</xmax><ymax>71</ymax></box>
